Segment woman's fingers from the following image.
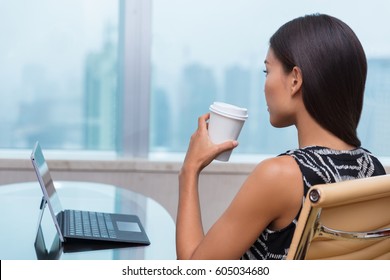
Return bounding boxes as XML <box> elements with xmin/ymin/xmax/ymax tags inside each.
<box><xmin>198</xmin><ymin>113</ymin><xmax>210</xmax><ymax>131</ymax></box>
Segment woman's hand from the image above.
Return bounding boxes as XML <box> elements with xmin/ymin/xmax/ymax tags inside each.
<box><xmin>182</xmin><ymin>113</ymin><xmax>239</xmax><ymax>174</ymax></box>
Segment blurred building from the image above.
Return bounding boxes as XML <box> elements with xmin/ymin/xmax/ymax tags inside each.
<box><xmin>84</xmin><ymin>26</ymin><xmax>118</xmax><ymax>150</ymax></box>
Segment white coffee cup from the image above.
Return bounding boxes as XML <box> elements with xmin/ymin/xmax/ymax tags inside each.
<box><xmin>208</xmin><ymin>102</ymin><xmax>248</xmax><ymax>161</ymax></box>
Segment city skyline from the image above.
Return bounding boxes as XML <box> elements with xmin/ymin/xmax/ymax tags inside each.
<box><xmin>3</xmin><ymin>35</ymin><xmax>390</xmax><ymax>156</ymax></box>
<box><xmin>1</xmin><ymin>1</ymin><xmax>390</xmax><ymax>157</ymax></box>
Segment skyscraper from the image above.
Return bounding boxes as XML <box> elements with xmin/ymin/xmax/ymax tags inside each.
<box><xmin>175</xmin><ymin>63</ymin><xmax>217</xmax><ymax>151</ymax></box>
<box><xmin>84</xmin><ymin>26</ymin><xmax>118</xmax><ymax>150</ymax></box>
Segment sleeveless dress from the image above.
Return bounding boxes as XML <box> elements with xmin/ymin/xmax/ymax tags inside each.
<box><xmin>241</xmin><ymin>146</ymin><xmax>386</xmax><ymax>260</ymax></box>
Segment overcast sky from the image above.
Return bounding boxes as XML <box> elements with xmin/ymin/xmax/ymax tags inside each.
<box><xmin>152</xmin><ymin>0</ymin><xmax>390</xmax><ymax>68</ymax></box>
<box><xmin>1</xmin><ymin>0</ymin><xmax>389</xmax><ymax>99</ymax></box>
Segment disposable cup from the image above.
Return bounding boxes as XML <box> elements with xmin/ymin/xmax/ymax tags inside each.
<box><xmin>208</xmin><ymin>102</ymin><xmax>248</xmax><ymax>161</ymax></box>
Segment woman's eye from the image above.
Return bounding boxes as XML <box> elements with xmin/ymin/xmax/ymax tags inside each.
<box><xmin>263</xmin><ymin>69</ymin><xmax>268</xmax><ymax>76</ymax></box>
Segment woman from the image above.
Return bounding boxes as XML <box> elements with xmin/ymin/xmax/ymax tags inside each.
<box><xmin>176</xmin><ymin>14</ymin><xmax>386</xmax><ymax>260</ymax></box>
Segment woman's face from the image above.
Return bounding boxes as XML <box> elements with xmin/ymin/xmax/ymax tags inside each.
<box><xmin>263</xmin><ymin>48</ymin><xmax>297</xmax><ymax>128</ymax></box>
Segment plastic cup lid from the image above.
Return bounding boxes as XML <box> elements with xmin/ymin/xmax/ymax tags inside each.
<box><xmin>209</xmin><ymin>102</ymin><xmax>248</xmax><ymax>120</ymax></box>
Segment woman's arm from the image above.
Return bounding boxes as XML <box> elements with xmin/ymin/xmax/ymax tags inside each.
<box><xmin>176</xmin><ymin>113</ymin><xmax>238</xmax><ymax>259</ymax></box>
<box><xmin>176</xmin><ymin>167</ymin><xmax>204</xmax><ymax>259</ymax></box>
<box><xmin>176</xmin><ymin>114</ymin><xmax>303</xmax><ymax>259</ymax></box>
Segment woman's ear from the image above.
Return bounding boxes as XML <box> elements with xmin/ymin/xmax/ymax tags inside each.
<box><xmin>291</xmin><ymin>66</ymin><xmax>303</xmax><ymax>96</ymax></box>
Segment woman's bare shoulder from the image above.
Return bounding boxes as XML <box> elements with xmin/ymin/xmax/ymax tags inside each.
<box><xmin>251</xmin><ymin>155</ymin><xmax>301</xmax><ymax>184</ymax></box>
<box><xmin>245</xmin><ymin>155</ymin><xmax>303</xmax><ymax>229</ymax></box>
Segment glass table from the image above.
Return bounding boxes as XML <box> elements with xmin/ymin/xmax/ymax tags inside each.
<box><xmin>0</xmin><ymin>181</ymin><xmax>176</xmax><ymax>260</ymax></box>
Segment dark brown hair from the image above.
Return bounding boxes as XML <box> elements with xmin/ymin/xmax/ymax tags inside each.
<box><xmin>270</xmin><ymin>14</ymin><xmax>366</xmax><ymax>147</ymax></box>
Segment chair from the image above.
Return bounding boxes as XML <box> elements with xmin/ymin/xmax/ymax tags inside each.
<box><xmin>286</xmin><ymin>174</ymin><xmax>390</xmax><ymax>260</ymax></box>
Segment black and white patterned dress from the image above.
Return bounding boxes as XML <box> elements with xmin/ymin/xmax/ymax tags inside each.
<box><xmin>241</xmin><ymin>146</ymin><xmax>386</xmax><ymax>260</ymax></box>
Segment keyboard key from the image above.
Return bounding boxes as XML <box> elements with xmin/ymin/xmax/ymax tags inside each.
<box><xmin>68</xmin><ymin>210</ymin><xmax>116</xmax><ymax>240</ymax></box>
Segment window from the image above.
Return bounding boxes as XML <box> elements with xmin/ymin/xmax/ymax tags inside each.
<box><xmin>1</xmin><ymin>0</ymin><xmax>390</xmax><ymax>158</ymax></box>
<box><xmin>151</xmin><ymin>0</ymin><xmax>390</xmax><ymax>157</ymax></box>
<box><xmin>0</xmin><ymin>0</ymin><xmax>119</xmax><ymax>150</ymax></box>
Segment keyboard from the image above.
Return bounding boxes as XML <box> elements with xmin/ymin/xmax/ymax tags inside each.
<box><xmin>67</xmin><ymin>210</ymin><xmax>117</xmax><ymax>239</ymax></box>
